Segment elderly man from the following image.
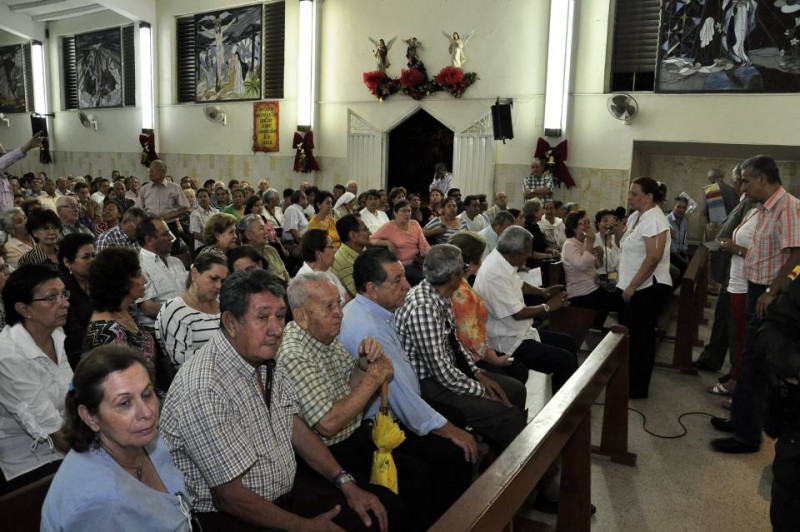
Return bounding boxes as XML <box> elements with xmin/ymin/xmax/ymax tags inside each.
<box><xmin>474</xmin><ymin>226</ymin><xmax>577</xmax><ymax>394</ymax></box>
<box><xmin>135</xmin><ymin>215</ymin><xmax>187</xmax><ymax>329</ymax></box>
<box><xmin>341</xmin><ymin>248</ymin><xmax>478</xmax><ymax>520</ymax></box>
<box><xmin>359</xmin><ymin>189</ymin><xmax>390</xmax><ymax>234</ymax></box>
<box><xmin>95</xmin><ymin>206</ymin><xmax>146</xmax><ymax>252</ymax></box>
<box><xmin>161</xmin><ymin>270</ymin><xmax>395</xmax><ymax>531</ymax></box>
<box><xmin>457</xmin><ymin>195</ymin><xmax>488</xmax><ymax>232</ymax></box>
<box><xmin>38</xmin><ymin>179</ymin><xmax>58</xmax><ymax>212</ymax></box>
<box><xmin>54</xmin><ymin>177</ymin><xmax>71</xmax><ymax>197</ymax></box>
<box><xmin>237</xmin><ymin>214</ymin><xmax>290</xmax><ymax>282</ymax></box>
<box><xmin>91</xmin><ymin>178</ymin><xmax>110</xmax><ymax>209</ymax></box>
<box><xmin>523</xmin><ymin>158</ymin><xmax>553</xmax><ymax>202</ymax></box>
<box><xmin>346</xmin><ymin>180</ymin><xmax>359</xmax><ymax>196</ymax></box>
<box><xmin>331</xmin><ymin>214</ymin><xmax>370</xmax><ymax>298</ymax></box>
<box><xmin>483</xmin><ymin>191</ymin><xmax>509</xmax><ymax>222</ymax></box>
<box><xmin>479</xmin><ymin>210</ymin><xmax>516</xmax><ymax>258</ymax></box>
<box><xmin>711</xmin><ymin>155</ymin><xmax>800</xmax><ymax>454</ymax></box>
<box><xmin>55</xmin><ymin>195</ymin><xmax>93</xmax><ymax>238</ymax></box>
<box><xmin>278</xmin><ymin>272</ymin><xmax>449</xmax><ymax>529</ymax></box>
<box><xmin>138</xmin><ymin>160</ymin><xmax>190</xmax><ymax>254</ymax></box>
<box><xmin>395</xmin><ymin>244</ymin><xmax>527</xmax><ymax>451</ymax></box>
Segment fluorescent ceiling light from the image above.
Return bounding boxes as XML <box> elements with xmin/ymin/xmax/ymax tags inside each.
<box><xmin>543</xmin><ymin>0</ymin><xmax>575</xmax><ymax>138</ymax></box>
<box><xmin>139</xmin><ymin>22</ymin><xmax>154</xmax><ymax>130</ymax></box>
<box><xmin>297</xmin><ymin>0</ymin><xmax>315</xmax><ymax>128</ymax></box>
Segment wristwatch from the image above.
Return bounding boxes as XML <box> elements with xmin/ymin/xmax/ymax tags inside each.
<box><xmin>334</xmin><ymin>470</ymin><xmax>356</xmax><ymax>489</ymax></box>
<box><xmin>541</xmin><ymin>303</ymin><xmax>551</xmax><ymax>314</ymax></box>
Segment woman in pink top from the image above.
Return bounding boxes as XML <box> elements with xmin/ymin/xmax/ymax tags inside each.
<box><xmin>370</xmin><ymin>199</ymin><xmax>430</xmax><ymax>285</ymax></box>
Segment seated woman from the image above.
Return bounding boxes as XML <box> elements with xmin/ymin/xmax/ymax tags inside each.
<box><xmin>156</xmin><ymin>253</ymin><xmax>228</xmax><ymax>370</ymax></box>
<box><xmin>1</xmin><ymin>207</ymin><xmax>34</xmax><ymax>268</ymax></box>
<box><xmin>221</xmin><ymin>188</ymin><xmax>246</xmax><ymax>221</ymax></box>
<box><xmin>448</xmin><ymin>232</ymin><xmax>530</xmax><ymax>384</ymax></box>
<box><xmin>197</xmin><ymin>213</ymin><xmax>238</xmax><ymax>259</ymax></box>
<box><xmin>58</xmin><ymin>233</ymin><xmax>95</xmax><ymax>369</ymax></box>
<box><xmin>297</xmin><ymin>229</ymin><xmax>349</xmax><ymax>303</ymax></box>
<box><xmin>538</xmin><ymin>200</ymin><xmax>567</xmax><ymax>251</ymax></box>
<box><xmin>333</xmin><ymin>192</ymin><xmax>357</xmax><ymax>221</ymax></box>
<box><xmin>262</xmin><ymin>188</ymin><xmax>284</xmax><ymax>228</ymax></box>
<box><xmin>18</xmin><ymin>208</ymin><xmax>62</xmax><ymax>272</ymax></box>
<box><xmin>227</xmin><ymin>245</ymin><xmax>269</xmax><ymax>273</ymax></box>
<box><xmin>371</xmin><ymin>199</ymin><xmax>430</xmax><ymax>286</ymax></box>
<box><xmin>408</xmin><ymin>193</ymin><xmax>432</xmax><ymax>225</ymax></box>
<box><xmin>0</xmin><ymin>265</ymin><xmax>72</xmax><ymax>494</ymax></box>
<box><xmin>41</xmin><ymin>345</ymin><xmax>192</xmax><ymax>531</ymax></box>
<box><xmin>428</xmin><ymin>188</ymin><xmax>444</xmax><ymax>219</ymax></box>
<box><xmin>307</xmin><ymin>190</ymin><xmax>341</xmax><ymax>249</ymax></box>
<box><xmin>522</xmin><ymin>199</ymin><xmax>559</xmax><ymax>268</ymax></box>
<box><xmin>84</xmin><ymin>248</ymin><xmax>156</xmax><ymax>383</ymax></box>
<box><xmin>561</xmin><ymin>211</ymin><xmax>624</xmax><ymax>322</ymax></box>
<box><xmin>594</xmin><ymin>209</ymin><xmax>620</xmax><ymax>290</ymax></box>
<box><xmin>423</xmin><ymin>196</ymin><xmax>466</xmax><ymax>245</ymax></box>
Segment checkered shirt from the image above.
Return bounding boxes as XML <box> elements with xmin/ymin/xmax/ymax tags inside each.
<box><xmin>395</xmin><ymin>279</ymin><xmax>485</xmax><ymax>397</ymax></box>
<box><xmin>744</xmin><ymin>187</ymin><xmax>800</xmax><ymax>285</ymax></box>
<box><xmin>95</xmin><ymin>225</ymin><xmax>141</xmax><ymax>253</ymax></box>
<box><xmin>523</xmin><ymin>173</ymin><xmax>553</xmax><ymax>201</ymax></box>
<box><xmin>277</xmin><ymin>321</ymin><xmax>360</xmax><ymax>446</ymax></box>
<box><xmin>160</xmin><ymin>331</ymin><xmax>299</xmax><ymax>512</ymax></box>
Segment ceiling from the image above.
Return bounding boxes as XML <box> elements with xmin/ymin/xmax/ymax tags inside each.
<box><xmin>0</xmin><ymin>0</ymin><xmax>110</xmax><ymax>23</ymax></box>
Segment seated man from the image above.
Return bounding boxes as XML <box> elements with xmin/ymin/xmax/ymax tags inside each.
<box><xmin>395</xmin><ymin>244</ymin><xmax>527</xmax><ymax>452</ymax></box>
<box><xmin>340</xmin><ymin>248</ymin><xmax>478</xmax><ymax>521</ymax></box>
<box><xmin>278</xmin><ymin>272</ymin><xmax>457</xmax><ymax>529</ymax></box>
<box><xmin>479</xmin><ymin>210</ymin><xmax>516</xmax><ymax>259</ymax></box>
<box><xmin>331</xmin><ymin>213</ymin><xmax>370</xmax><ymax>299</ymax></box>
<box><xmin>160</xmin><ymin>270</ymin><xmax>397</xmax><ymax>531</ymax></box>
<box><xmin>667</xmin><ymin>195</ymin><xmax>690</xmax><ymax>285</ymax></box>
<box><xmin>473</xmin><ymin>226</ymin><xmax>577</xmax><ymax>395</ymax></box>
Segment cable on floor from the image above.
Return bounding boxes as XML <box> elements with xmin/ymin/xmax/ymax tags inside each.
<box><xmin>592</xmin><ymin>402</ymin><xmax>718</xmax><ymax>439</ymax></box>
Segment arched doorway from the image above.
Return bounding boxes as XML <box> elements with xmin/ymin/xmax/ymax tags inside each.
<box><xmin>387</xmin><ymin>109</ymin><xmax>453</xmax><ymax>197</ymax></box>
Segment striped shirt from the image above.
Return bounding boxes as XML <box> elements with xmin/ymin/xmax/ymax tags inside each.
<box><xmin>744</xmin><ymin>187</ymin><xmax>800</xmax><ymax>285</ymax></box>
<box><xmin>155</xmin><ymin>297</ymin><xmax>220</xmax><ymax>366</ymax></box>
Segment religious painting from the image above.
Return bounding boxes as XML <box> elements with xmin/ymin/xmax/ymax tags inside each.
<box><xmin>657</xmin><ymin>1</ymin><xmax>800</xmax><ymax>92</ymax></box>
<box><xmin>0</xmin><ymin>45</ymin><xmax>27</xmax><ymax>113</ymax></box>
<box><xmin>195</xmin><ymin>5</ymin><xmax>262</xmax><ymax>102</ymax></box>
<box><xmin>253</xmin><ymin>101</ymin><xmax>279</xmax><ymax>152</ymax></box>
<box><xmin>75</xmin><ymin>27</ymin><xmax>123</xmax><ymax>109</ymax></box>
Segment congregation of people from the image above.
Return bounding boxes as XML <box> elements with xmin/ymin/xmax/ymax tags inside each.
<box><xmin>1</xmin><ymin>140</ymin><xmax>799</xmax><ymax>530</ymax></box>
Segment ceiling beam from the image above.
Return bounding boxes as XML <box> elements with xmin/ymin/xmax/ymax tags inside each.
<box><xmin>96</xmin><ymin>0</ymin><xmax>155</xmax><ymax>23</ymax></box>
<box><xmin>0</xmin><ymin>2</ymin><xmax>45</xmax><ymax>41</ymax></box>
<box><xmin>32</xmin><ymin>3</ymin><xmax>107</xmax><ymax>21</ymax></box>
<box><xmin>10</xmin><ymin>0</ymin><xmax>68</xmax><ymax>12</ymax></box>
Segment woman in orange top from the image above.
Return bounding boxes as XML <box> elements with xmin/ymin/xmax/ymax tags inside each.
<box><xmin>307</xmin><ymin>190</ymin><xmax>341</xmax><ymax>249</ymax></box>
<box><xmin>448</xmin><ymin>232</ymin><xmax>529</xmax><ymax>384</ymax></box>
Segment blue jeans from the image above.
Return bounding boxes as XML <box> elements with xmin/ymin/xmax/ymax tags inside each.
<box><xmin>730</xmin><ymin>282</ymin><xmax>768</xmax><ymax>447</ymax></box>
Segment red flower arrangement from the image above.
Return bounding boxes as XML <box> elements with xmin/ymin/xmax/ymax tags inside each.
<box><xmin>399</xmin><ymin>66</ymin><xmax>430</xmax><ymax>100</ymax></box>
<box><xmin>434</xmin><ymin>67</ymin><xmax>479</xmax><ymax>98</ymax></box>
<box><xmin>362</xmin><ymin>65</ymin><xmax>478</xmax><ymax>101</ymax></box>
<box><xmin>362</xmin><ymin>70</ymin><xmax>399</xmax><ymax>101</ymax></box>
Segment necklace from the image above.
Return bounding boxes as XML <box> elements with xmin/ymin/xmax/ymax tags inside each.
<box><xmin>103</xmin><ymin>444</ymin><xmax>145</xmax><ymax>481</ymax></box>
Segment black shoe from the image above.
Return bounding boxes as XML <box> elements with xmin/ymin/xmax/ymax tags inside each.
<box><xmin>533</xmin><ymin>496</ymin><xmax>597</xmax><ymax>516</ymax></box>
<box><xmin>693</xmin><ymin>361</ymin><xmax>719</xmax><ymax>372</ymax></box>
<box><xmin>710</xmin><ymin>416</ymin><xmax>734</xmax><ymax>432</ymax></box>
<box><xmin>711</xmin><ymin>437</ymin><xmax>759</xmax><ymax>454</ymax></box>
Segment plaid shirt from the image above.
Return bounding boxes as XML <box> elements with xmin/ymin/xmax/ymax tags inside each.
<box><xmin>523</xmin><ymin>173</ymin><xmax>553</xmax><ymax>201</ymax></box>
<box><xmin>277</xmin><ymin>321</ymin><xmax>360</xmax><ymax>446</ymax></box>
<box><xmin>95</xmin><ymin>225</ymin><xmax>141</xmax><ymax>253</ymax></box>
<box><xmin>744</xmin><ymin>187</ymin><xmax>800</xmax><ymax>285</ymax></box>
<box><xmin>160</xmin><ymin>331</ymin><xmax>299</xmax><ymax>512</ymax></box>
<box><xmin>395</xmin><ymin>279</ymin><xmax>484</xmax><ymax>397</ymax></box>
<box><xmin>331</xmin><ymin>244</ymin><xmax>360</xmax><ymax>297</ymax></box>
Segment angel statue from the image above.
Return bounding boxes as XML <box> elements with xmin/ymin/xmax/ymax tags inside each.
<box><xmin>403</xmin><ymin>37</ymin><xmax>423</xmax><ymax>68</ymax></box>
<box><xmin>442</xmin><ymin>30</ymin><xmax>474</xmax><ymax>68</ymax></box>
<box><xmin>368</xmin><ymin>36</ymin><xmax>396</xmax><ymax>71</ymax></box>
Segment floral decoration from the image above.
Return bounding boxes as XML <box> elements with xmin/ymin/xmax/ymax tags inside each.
<box><xmin>362</xmin><ymin>65</ymin><xmax>478</xmax><ymax>101</ymax></box>
<box><xmin>362</xmin><ymin>70</ymin><xmax>399</xmax><ymax>101</ymax></box>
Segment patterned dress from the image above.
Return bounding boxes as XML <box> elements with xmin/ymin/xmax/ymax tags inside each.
<box><xmin>83</xmin><ymin>319</ymin><xmax>157</xmax><ymax>379</ymax></box>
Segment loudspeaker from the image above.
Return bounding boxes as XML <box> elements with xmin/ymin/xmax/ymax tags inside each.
<box><xmin>491</xmin><ymin>102</ymin><xmax>513</xmax><ymax>141</ymax></box>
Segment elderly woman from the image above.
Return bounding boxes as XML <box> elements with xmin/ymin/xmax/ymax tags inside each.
<box><xmin>0</xmin><ymin>265</ymin><xmax>72</xmax><ymax>494</ymax></box>
<box><xmin>539</xmin><ymin>200</ymin><xmax>567</xmax><ymax>251</ymax></box>
<box><xmin>618</xmin><ymin>177</ymin><xmax>672</xmax><ymax>399</ymax></box>
<box><xmin>448</xmin><ymin>232</ymin><xmax>529</xmax><ymax>384</ymax></box>
<box><xmin>41</xmin><ymin>345</ymin><xmax>192</xmax><ymax>530</ymax></box>
<box><xmin>85</xmin><ymin>248</ymin><xmax>156</xmax><ymax>383</ymax></box>
<box><xmin>1</xmin><ymin>207</ymin><xmax>34</xmax><ymax>268</ymax></box>
<box><xmin>124</xmin><ymin>176</ymin><xmax>140</xmax><ymax>203</ymax></box>
<box><xmin>198</xmin><ymin>213</ymin><xmax>238</xmax><ymax>259</ymax></box>
<box><xmin>58</xmin><ymin>233</ymin><xmax>96</xmax><ymax>369</ymax></box>
<box><xmin>333</xmin><ymin>191</ymin><xmax>357</xmax><ymax>221</ymax></box>
<box><xmin>522</xmin><ymin>199</ymin><xmax>559</xmax><ymax>266</ymax></box>
<box><xmin>222</xmin><ymin>188</ymin><xmax>246</xmax><ymax>221</ymax></box>
<box><xmin>18</xmin><ymin>208</ymin><xmax>62</xmax><ymax>272</ymax></box>
<box><xmin>262</xmin><ymin>188</ymin><xmax>284</xmax><ymax>228</ymax></box>
<box><xmin>423</xmin><ymin>196</ymin><xmax>466</xmax><ymax>245</ymax></box>
<box><xmin>594</xmin><ymin>209</ymin><xmax>621</xmax><ymax>289</ymax></box>
<box><xmin>371</xmin><ymin>199</ymin><xmax>430</xmax><ymax>286</ymax></box>
<box><xmin>297</xmin><ymin>229</ymin><xmax>349</xmax><ymax>303</ymax></box>
<box><xmin>561</xmin><ymin>211</ymin><xmax>624</xmax><ymax>322</ymax></box>
<box><xmin>213</xmin><ymin>187</ymin><xmax>230</xmax><ymax>209</ymax></box>
<box><xmin>156</xmin><ymin>253</ymin><xmax>227</xmax><ymax>373</ymax></box>
<box><xmin>307</xmin><ymin>190</ymin><xmax>341</xmax><ymax>249</ymax></box>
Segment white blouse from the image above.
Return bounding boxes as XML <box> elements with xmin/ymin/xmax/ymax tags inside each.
<box><xmin>618</xmin><ymin>207</ymin><xmax>672</xmax><ymax>291</ymax></box>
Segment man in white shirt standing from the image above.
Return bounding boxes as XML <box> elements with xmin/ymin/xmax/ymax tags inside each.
<box><xmin>457</xmin><ymin>195</ymin><xmax>488</xmax><ymax>232</ymax></box>
<box><xmin>359</xmin><ymin>189</ymin><xmax>389</xmax><ymax>233</ymax></box>
<box><xmin>90</xmin><ymin>178</ymin><xmax>110</xmax><ymax>209</ymax></box>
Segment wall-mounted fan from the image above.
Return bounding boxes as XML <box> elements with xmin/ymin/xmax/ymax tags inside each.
<box><xmin>78</xmin><ymin>111</ymin><xmax>98</xmax><ymax>131</ymax></box>
<box><xmin>607</xmin><ymin>93</ymin><xmax>638</xmax><ymax>125</ymax></box>
<box><xmin>203</xmin><ymin>105</ymin><xmax>227</xmax><ymax>126</ymax></box>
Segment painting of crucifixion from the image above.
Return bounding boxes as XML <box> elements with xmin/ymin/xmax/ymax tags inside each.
<box><xmin>75</xmin><ymin>28</ymin><xmax>123</xmax><ymax>109</ymax></box>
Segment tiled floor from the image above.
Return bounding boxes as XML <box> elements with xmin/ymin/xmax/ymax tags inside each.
<box><xmin>519</xmin><ymin>298</ymin><xmax>773</xmax><ymax>531</ymax></box>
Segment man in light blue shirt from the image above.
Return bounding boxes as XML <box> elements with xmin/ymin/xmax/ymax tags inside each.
<box><xmin>340</xmin><ymin>247</ymin><xmax>477</xmax><ymax>518</ymax></box>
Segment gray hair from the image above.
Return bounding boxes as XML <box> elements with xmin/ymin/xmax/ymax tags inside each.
<box><xmin>150</xmin><ymin>160</ymin><xmax>166</xmax><ymax>172</ymax></box>
<box><xmin>708</xmin><ymin>168</ymin><xmax>724</xmax><ymax>180</ymax></box>
<box><xmin>287</xmin><ymin>272</ymin><xmax>335</xmax><ymax>311</ymax></box>
<box><xmin>220</xmin><ymin>269</ymin><xmax>286</xmax><ymax>324</ymax></box>
<box><xmin>497</xmin><ymin>225</ymin><xmax>533</xmax><ymax>255</ymax></box>
<box><xmin>423</xmin><ymin>244</ymin><xmax>463</xmax><ymax>286</ymax></box>
<box><xmin>263</xmin><ymin>188</ymin><xmax>280</xmax><ymax>201</ymax></box>
<box><xmin>0</xmin><ymin>207</ymin><xmax>24</xmax><ymax>233</ymax></box>
<box><xmin>55</xmin><ymin>195</ymin><xmax>78</xmax><ymax>208</ymax></box>
<box><xmin>732</xmin><ymin>162</ymin><xmax>743</xmax><ymax>181</ymax></box>
<box><xmin>121</xmin><ymin>206</ymin><xmax>147</xmax><ymax>224</ymax></box>
<box><xmin>491</xmin><ymin>210</ymin><xmax>515</xmax><ymax>227</ymax></box>
<box><xmin>237</xmin><ymin>214</ymin><xmax>262</xmax><ymax>244</ymax></box>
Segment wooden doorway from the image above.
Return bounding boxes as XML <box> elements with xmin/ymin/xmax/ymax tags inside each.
<box><xmin>387</xmin><ymin>109</ymin><xmax>453</xmax><ymax>197</ymax></box>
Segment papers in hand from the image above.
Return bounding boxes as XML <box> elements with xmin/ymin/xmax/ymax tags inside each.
<box><xmin>703</xmin><ymin>240</ymin><xmax>721</xmax><ymax>251</ymax></box>
<box><xmin>518</xmin><ymin>267</ymin><xmax>543</xmax><ymax>287</ymax></box>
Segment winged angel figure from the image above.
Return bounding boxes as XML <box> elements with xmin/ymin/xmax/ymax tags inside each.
<box><xmin>368</xmin><ymin>36</ymin><xmax>397</xmax><ymax>71</ymax></box>
<box><xmin>442</xmin><ymin>30</ymin><xmax>474</xmax><ymax>68</ymax></box>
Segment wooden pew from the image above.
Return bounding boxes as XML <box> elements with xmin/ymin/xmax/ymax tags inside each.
<box><xmin>0</xmin><ymin>473</ymin><xmax>54</xmax><ymax>531</ymax></box>
<box><xmin>658</xmin><ymin>246</ymin><xmax>709</xmax><ymax>374</ymax></box>
<box><xmin>540</xmin><ymin>261</ymin><xmax>598</xmax><ymax>352</ymax></box>
<box><xmin>431</xmin><ymin>326</ymin><xmax>636</xmax><ymax>532</ymax></box>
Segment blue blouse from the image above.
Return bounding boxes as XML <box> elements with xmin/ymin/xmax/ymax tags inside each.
<box><xmin>41</xmin><ymin>434</ymin><xmax>191</xmax><ymax>532</ymax></box>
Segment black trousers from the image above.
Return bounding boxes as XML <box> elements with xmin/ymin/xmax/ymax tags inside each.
<box><xmin>772</xmin><ymin>425</ymin><xmax>800</xmax><ymax>532</ymax></box>
<box><xmin>625</xmin><ymin>282</ymin><xmax>671</xmax><ymax>398</ymax></box>
<box><xmin>512</xmin><ymin>329</ymin><xmax>578</xmax><ymax>394</ymax></box>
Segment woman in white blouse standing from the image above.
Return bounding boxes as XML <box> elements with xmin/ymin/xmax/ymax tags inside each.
<box><xmin>617</xmin><ymin>177</ymin><xmax>672</xmax><ymax>399</ymax></box>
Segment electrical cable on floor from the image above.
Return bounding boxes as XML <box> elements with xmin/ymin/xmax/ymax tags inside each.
<box><xmin>593</xmin><ymin>402</ymin><xmax>719</xmax><ymax>439</ymax></box>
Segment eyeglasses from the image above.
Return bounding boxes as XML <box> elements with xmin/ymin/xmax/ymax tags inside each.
<box><xmin>31</xmin><ymin>290</ymin><xmax>71</xmax><ymax>304</ymax></box>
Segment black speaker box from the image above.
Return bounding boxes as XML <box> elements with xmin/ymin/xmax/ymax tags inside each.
<box><xmin>491</xmin><ymin>103</ymin><xmax>513</xmax><ymax>141</ymax></box>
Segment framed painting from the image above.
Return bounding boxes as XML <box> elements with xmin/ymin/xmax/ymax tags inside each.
<box><xmin>657</xmin><ymin>0</ymin><xmax>800</xmax><ymax>93</ymax></box>
<box><xmin>0</xmin><ymin>45</ymin><xmax>27</xmax><ymax>113</ymax></box>
<box><xmin>75</xmin><ymin>27</ymin><xmax>123</xmax><ymax>108</ymax></box>
<box><xmin>195</xmin><ymin>5</ymin><xmax>262</xmax><ymax>102</ymax></box>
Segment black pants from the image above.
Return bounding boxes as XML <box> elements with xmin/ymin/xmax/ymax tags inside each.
<box><xmin>512</xmin><ymin>329</ymin><xmax>578</xmax><ymax>394</ymax></box>
<box><xmin>696</xmin><ymin>287</ymin><xmax>735</xmax><ymax>371</ymax></box>
<box><xmin>568</xmin><ymin>287</ymin><xmax>626</xmax><ymax>327</ymax></box>
<box><xmin>772</xmin><ymin>425</ymin><xmax>800</xmax><ymax>532</ymax></box>
<box><xmin>625</xmin><ymin>282</ymin><xmax>671</xmax><ymax>399</ymax></box>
